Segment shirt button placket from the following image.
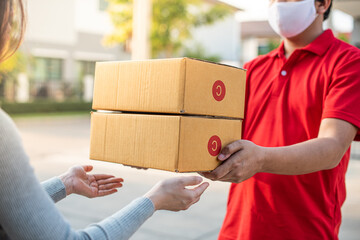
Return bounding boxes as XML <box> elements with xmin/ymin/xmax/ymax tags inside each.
<box><xmin>272</xmin><ymin>50</ymin><xmax>300</xmax><ymax>97</ymax></box>
<box><xmin>272</xmin><ymin>69</ymin><xmax>289</xmax><ymax>97</ymax></box>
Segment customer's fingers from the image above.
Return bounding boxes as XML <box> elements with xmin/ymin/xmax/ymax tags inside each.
<box><xmin>97</xmin><ymin>177</ymin><xmax>124</xmax><ymax>185</ymax></box>
<box><xmin>191</xmin><ymin>182</ymin><xmax>209</xmax><ymax>198</ymax></box>
<box><xmin>97</xmin><ymin>189</ymin><xmax>118</xmax><ymax>197</ymax></box>
<box><xmin>178</xmin><ymin>176</ymin><xmax>203</xmax><ymax>186</ymax></box>
<box><xmin>93</xmin><ymin>174</ymin><xmax>116</xmax><ymax>181</ymax></box>
<box><xmin>98</xmin><ymin>182</ymin><xmax>123</xmax><ymax>190</ymax></box>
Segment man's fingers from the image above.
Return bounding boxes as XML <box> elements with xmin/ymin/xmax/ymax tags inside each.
<box><xmin>98</xmin><ymin>182</ymin><xmax>123</xmax><ymax>190</ymax></box>
<box><xmin>202</xmin><ymin>150</ymin><xmax>244</xmax><ymax>181</ymax></box>
<box><xmin>217</xmin><ymin>169</ymin><xmax>237</xmax><ymax>183</ymax></box>
<box><xmin>200</xmin><ymin>171</ymin><xmax>214</xmax><ymax>179</ymax></box>
<box><xmin>206</xmin><ymin>160</ymin><xmax>233</xmax><ymax>181</ymax></box>
<box><xmin>210</xmin><ymin>165</ymin><xmax>228</xmax><ymax>180</ymax></box>
<box><xmin>218</xmin><ymin>140</ymin><xmax>243</xmax><ymax>161</ymax></box>
<box><xmin>97</xmin><ymin>177</ymin><xmax>124</xmax><ymax>185</ymax></box>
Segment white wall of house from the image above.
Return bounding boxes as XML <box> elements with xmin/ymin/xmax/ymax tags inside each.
<box><xmin>19</xmin><ymin>0</ymin><xmax>243</xmax><ymax>101</ymax></box>
<box><xmin>26</xmin><ymin>0</ymin><xmax>241</xmax><ymax>63</ymax></box>
<box><xmin>75</xmin><ymin>0</ymin><xmax>113</xmax><ymax>35</ymax></box>
<box><xmin>191</xmin><ymin>15</ymin><xmax>241</xmax><ymax>62</ymax></box>
<box><xmin>20</xmin><ymin>0</ymin><xmax>124</xmax><ymax>102</ymax></box>
<box><xmin>353</xmin><ymin>18</ymin><xmax>360</xmax><ymax>47</ymax></box>
<box><xmin>25</xmin><ymin>0</ymin><xmax>76</xmax><ymax>45</ymax></box>
<box><xmin>26</xmin><ymin>0</ymin><xmax>112</xmax><ymax>43</ymax></box>
<box><xmin>241</xmin><ymin>37</ymin><xmax>259</xmax><ymax>64</ymax></box>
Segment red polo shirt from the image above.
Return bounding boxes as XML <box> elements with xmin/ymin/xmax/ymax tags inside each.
<box><xmin>218</xmin><ymin>30</ymin><xmax>360</xmax><ymax>240</ymax></box>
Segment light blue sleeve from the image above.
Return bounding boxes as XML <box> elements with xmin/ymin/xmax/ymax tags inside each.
<box><xmin>42</xmin><ymin>177</ymin><xmax>67</xmax><ymax>203</ymax></box>
<box><xmin>0</xmin><ymin>109</ymin><xmax>155</xmax><ymax>240</ymax></box>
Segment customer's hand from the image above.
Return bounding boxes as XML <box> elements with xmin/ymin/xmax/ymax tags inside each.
<box><xmin>144</xmin><ymin>176</ymin><xmax>209</xmax><ymax>211</ymax></box>
<box><xmin>59</xmin><ymin>165</ymin><xmax>123</xmax><ymax>198</ymax></box>
<box><xmin>199</xmin><ymin>140</ymin><xmax>265</xmax><ymax>183</ymax></box>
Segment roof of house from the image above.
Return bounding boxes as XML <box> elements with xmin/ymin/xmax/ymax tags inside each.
<box><xmin>333</xmin><ymin>0</ymin><xmax>360</xmax><ymax>18</ymax></box>
<box><xmin>241</xmin><ymin>20</ymin><xmax>278</xmax><ymax>38</ymax></box>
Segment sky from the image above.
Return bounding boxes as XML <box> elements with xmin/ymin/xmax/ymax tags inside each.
<box><xmin>220</xmin><ymin>0</ymin><xmax>354</xmax><ymax>32</ymax></box>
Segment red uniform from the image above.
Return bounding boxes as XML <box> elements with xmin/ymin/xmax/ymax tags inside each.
<box><xmin>218</xmin><ymin>30</ymin><xmax>360</xmax><ymax>240</ymax></box>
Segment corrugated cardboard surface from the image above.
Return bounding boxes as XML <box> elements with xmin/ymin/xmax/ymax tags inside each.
<box><xmin>93</xmin><ymin>59</ymin><xmax>185</xmax><ymax>114</ymax></box>
<box><xmin>92</xmin><ymin>58</ymin><xmax>246</xmax><ymax>118</ymax></box>
<box><xmin>90</xmin><ymin>112</ymin><xmax>242</xmax><ymax>172</ymax></box>
<box><xmin>184</xmin><ymin>58</ymin><xmax>246</xmax><ymax>118</ymax></box>
<box><xmin>90</xmin><ymin>112</ymin><xmax>180</xmax><ymax>171</ymax></box>
<box><xmin>178</xmin><ymin>116</ymin><xmax>242</xmax><ymax>172</ymax></box>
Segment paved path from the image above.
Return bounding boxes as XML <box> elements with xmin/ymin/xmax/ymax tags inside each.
<box><xmin>13</xmin><ymin>115</ymin><xmax>360</xmax><ymax>240</ymax></box>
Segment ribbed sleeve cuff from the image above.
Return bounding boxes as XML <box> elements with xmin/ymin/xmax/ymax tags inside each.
<box><xmin>41</xmin><ymin>177</ymin><xmax>67</xmax><ymax>203</ymax></box>
<box><xmin>86</xmin><ymin>197</ymin><xmax>155</xmax><ymax>239</ymax></box>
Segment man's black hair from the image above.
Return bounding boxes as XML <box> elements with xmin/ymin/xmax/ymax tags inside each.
<box><xmin>316</xmin><ymin>0</ymin><xmax>332</xmax><ymax>21</ymax></box>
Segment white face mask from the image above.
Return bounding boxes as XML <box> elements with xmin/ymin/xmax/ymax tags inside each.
<box><xmin>268</xmin><ymin>0</ymin><xmax>318</xmax><ymax>38</ymax></box>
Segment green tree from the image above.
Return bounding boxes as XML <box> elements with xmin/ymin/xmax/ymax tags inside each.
<box><xmin>184</xmin><ymin>43</ymin><xmax>221</xmax><ymax>62</ymax></box>
<box><xmin>337</xmin><ymin>33</ymin><xmax>350</xmax><ymax>43</ymax></box>
<box><xmin>0</xmin><ymin>51</ymin><xmax>27</xmax><ymax>83</ymax></box>
<box><xmin>104</xmin><ymin>0</ymin><xmax>232</xmax><ymax>58</ymax></box>
<box><xmin>258</xmin><ymin>39</ymin><xmax>280</xmax><ymax>56</ymax></box>
<box><xmin>0</xmin><ymin>51</ymin><xmax>27</xmax><ymax>102</ymax></box>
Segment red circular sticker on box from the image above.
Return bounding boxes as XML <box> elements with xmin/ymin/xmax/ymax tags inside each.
<box><xmin>208</xmin><ymin>135</ymin><xmax>222</xmax><ymax>157</ymax></box>
<box><xmin>212</xmin><ymin>80</ymin><xmax>226</xmax><ymax>101</ymax></box>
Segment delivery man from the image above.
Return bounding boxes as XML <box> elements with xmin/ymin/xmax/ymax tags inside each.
<box><xmin>200</xmin><ymin>0</ymin><xmax>360</xmax><ymax>239</ymax></box>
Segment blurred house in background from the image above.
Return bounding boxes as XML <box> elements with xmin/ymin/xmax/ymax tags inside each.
<box><xmin>240</xmin><ymin>21</ymin><xmax>279</xmax><ymax>64</ymax></box>
<box><xmin>16</xmin><ymin>0</ymin><xmax>128</xmax><ymax>103</ymax></box>
<box><xmin>333</xmin><ymin>0</ymin><xmax>360</xmax><ymax>47</ymax></box>
<box><xmin>188</xmin><ymin>0</ymin><xmax>242</xmax><ymax>67</ymax></box>
<box><xmin>0</xmin><ymin>0</ymin><xmax>242</xmax><ymax>104</ymax></box>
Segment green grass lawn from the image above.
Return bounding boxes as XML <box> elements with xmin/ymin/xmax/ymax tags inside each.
<box><xmin>10</xmin><ymin>111</ymin><xmax>91</xmax><ymax>119</ymax></box>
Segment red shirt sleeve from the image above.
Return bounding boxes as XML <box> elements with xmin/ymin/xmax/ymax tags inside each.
<box><xmin>322</xmin><ymin>54</ymin><xmax>360</xmax><ymax>141</ymax></box>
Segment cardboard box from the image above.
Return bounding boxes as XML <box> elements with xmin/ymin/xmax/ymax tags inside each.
<box><xmin>92</xmin><ymin>58</ymin><xmax>246</xmax><ymax>119</ymax></box>
<box><xmin>90</xmin><ymin>112</ymin><xmax>242</xmax><ymax>172</ymax></box>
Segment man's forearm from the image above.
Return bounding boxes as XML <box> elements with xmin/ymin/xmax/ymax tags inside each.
<box><xmin>201</xmin><ymin>118</ymin><xmax>357</xmax><ymax>183</ymax></box>
<box><xmin>262</xmin><ymin>137</ymin><xmax>347</xmax><ymax>175</ymax></box>
<box><xmin>261</xmin><ymin>118</ymin><xmax>357</xmax><ymax>175</ymax></box>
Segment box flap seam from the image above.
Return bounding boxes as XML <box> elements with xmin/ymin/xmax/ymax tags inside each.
<box><xmin>175</xmin><ymin>116</ymin><xmax>181</xmax><ymax>172</ymax></box>
<box><xmin>115</xmin><ymin>64</ymin><xmax>120</xmax><ymax>109</ymax></box>
<box><xmin>102</xmin><ymin>114</ymin><xmax>108</xmax><ymax>159</ymax></box>
<box><xmin>180</xmin><ymin>58</ymin><xmax>187</xmax><ymax>113</ymax></box>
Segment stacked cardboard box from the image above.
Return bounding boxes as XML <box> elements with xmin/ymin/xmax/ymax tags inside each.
<box><xmin>90</xmin><ymin>58</ymin><xmax>246</xmax><ymax>172</ymax></box>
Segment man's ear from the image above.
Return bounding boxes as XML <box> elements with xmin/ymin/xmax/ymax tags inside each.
<box><xmin>316</xmin><ymin>0</ymin><xmax>332</xmax><ymax>15</ymax></box>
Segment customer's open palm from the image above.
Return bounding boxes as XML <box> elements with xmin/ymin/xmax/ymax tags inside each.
<box><xmin>60</xmin><ymin>165</ymin><xmax>124</xmax><ymax>198</ymax></box>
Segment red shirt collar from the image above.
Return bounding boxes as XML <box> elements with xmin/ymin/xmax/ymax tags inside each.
<box><xmin>269</xmin><ymin>29</ymin><xmax>336</xmax><ymax>58</ymax></box>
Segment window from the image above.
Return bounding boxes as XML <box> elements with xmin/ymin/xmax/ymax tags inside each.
<box><xmin>34</xmin><ymin>57</ymin><xmax>63</xmax><ymax>82</ymax></box>
<box><xmin>258</xmin><ymin>45</ymin><xmax>271</xmax><ymax>56</ymax></box>
<box><xmin>99</xmin><ymin>0</ymin><xmax>109</xmax><ymax>11</ymax></box>
<box><xmin>0</xmin><ymin>80</ymin><xmax>4</xmax><ymax>98</ymax></box>
<box><xmin>76</xmin><ymin>61</ymin><xmax>96</xmax><ymax>80</ymax></box>
<box><xmin>257</xmin><ymin>39</ymin><xmax>280</xmax><ymax>56</ymax></box>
